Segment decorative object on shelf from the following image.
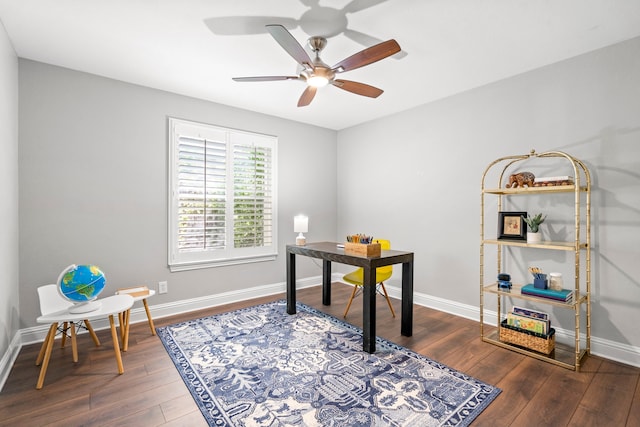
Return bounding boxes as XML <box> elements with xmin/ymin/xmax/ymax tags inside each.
<box><xmin>521</xmin><ymin>284</ymin><xmax>574</xmax><ymax>303</ymax></box>
<box><xmin>497</xmin><ymin>211</ymin><xmax>527</xmax><ymax>241</ymax></box>
<box><xmin>294</xmin><ymin>214</ymin><xmax>308</xmax><ymax>245</ymax></box>
<box><xmin>534</xmin><ymin>175</ymin><xmax>574</xmax><ymax>187</ymax></box>
<box><xmin>499</xmin><ymin>320</ymin><xmax>555</xmax><ymax>354</ymax></box>
<box><xmin>549</xmin><ymin>272</ymin><xmax>564</xmax><ymax>291</ymax></box>
<box><xmin>522</xmin><ymin>213</ymin><xmax>546</xmax><ymax>243</ymax></box>
<box><xmin>506</xmin><ymin>171</ymin><xmax>535</xmax><ymax>188</ymax></box>
<box><xmin>497</xmin><ymin>273</ymin><xmax>512</xmax><ymax>289</ymax></box>
<box><xmin>529</xmin><ymin>266</ymin><xmax>548</xmax><ymax>289</ymax></box>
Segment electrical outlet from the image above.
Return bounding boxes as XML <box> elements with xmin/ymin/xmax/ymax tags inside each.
<box><xmin>158</xmin><ymin>281</ymin><xmax>168</xmax><ymax>294</ymax></box>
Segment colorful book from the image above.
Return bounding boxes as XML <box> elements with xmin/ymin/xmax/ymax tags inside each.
<box><xmin>512</xmin><ymin>305</ymin><xmax>549</xmax><ymax>321</ymax></box>
<box><xmin>521</xmin><ymin>284</ymin><xmax>573</xmax><ymax>302</ymax></box>
<box><xmin>506</xmin><ymin>311</ymin><xmax>549</xmax><ymax>335</ymax></box>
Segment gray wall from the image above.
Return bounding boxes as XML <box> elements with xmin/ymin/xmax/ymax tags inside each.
<box><xmin>338</xmin><ymin>37</ymin><xmax>640</xmax><ymax>355</ymax></box>
<box><xmin>18</xmin><ymin>60</ymin><xmax>337</xmax><ymax>329</ymax></box>
<box><xmin>0</xmin><ymin>19</ymin><xmax>19</xmax><ymax>372</ymax></box>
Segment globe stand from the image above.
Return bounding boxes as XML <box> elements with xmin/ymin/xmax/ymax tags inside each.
<box><xmin>69</xmin><ymin>300</ymin><xmax>102</xmax><ymax>314</ymax></box>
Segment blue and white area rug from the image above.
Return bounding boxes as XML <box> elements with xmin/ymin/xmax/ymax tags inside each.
<box><xmin>157</xmin><ymin>300</ymin><xmax>500</xmax><ymax>426</ymax></box>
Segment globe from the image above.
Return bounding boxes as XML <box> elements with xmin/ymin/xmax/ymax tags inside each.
<box><xmin>57</xmin><ymin>264</ymin><xmax>107</xmax><ymax>313</ymax></box>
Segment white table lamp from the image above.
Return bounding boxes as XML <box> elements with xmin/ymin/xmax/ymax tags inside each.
<box><xmin>294</xmin><ymin>215</ymin><xmax>308</xmax><ymax>245</ymax></box>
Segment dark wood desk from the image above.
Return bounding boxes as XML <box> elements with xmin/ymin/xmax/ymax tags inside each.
<box><xmin>286</xmin><ymin>241</ymin><xmax>414</xmax><ymax>353</ymax></box>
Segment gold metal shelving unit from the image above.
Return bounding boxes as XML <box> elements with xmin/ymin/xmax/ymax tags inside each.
<box><xmin>480</xmin><ymin>150</ymin><xmax>591</xmax><ymax>371</ymax></box>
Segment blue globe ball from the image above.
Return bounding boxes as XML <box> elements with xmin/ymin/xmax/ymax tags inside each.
<box><xmin>57</xmin><ymin>264</ymin><xmax>106</xmax><ymax>303</ymax></box>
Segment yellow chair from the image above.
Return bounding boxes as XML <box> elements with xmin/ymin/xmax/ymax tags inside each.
<box><xmin>342</xmin><ymin>239</ymin><xmax>396</xmax><ymax>318</ymax></box>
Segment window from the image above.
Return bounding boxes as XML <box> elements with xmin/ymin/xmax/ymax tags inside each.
<box><xmin>168</xmin><ymin>118</ymin><xmax>277</xmax><ymax>271</ymax></box>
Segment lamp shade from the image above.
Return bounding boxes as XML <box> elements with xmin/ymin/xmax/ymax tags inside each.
<box><xmin>294</xmin><ymin>215</ymin><xmax>308</xmax><ymax>233</ymax></box>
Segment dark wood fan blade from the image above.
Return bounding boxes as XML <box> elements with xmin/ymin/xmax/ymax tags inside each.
<box><xmin>297</xmin><ymin>86</ymin><xmax>317</xmax><ymax>107</ymax></box>
<box><xmin>232</xmin><ymin>76</ymin><xmax>300</xmax><ymax>82</ymax></box>
<box><xmin>332</xmin><ymin>39</ymin><xmax>401</xmax><ymax>73</ymax></box>
<box><xmin>332</xmin><ymin>79</ymin><xmax>384</xmax><ymax>98</ymax></box>
<box><xmin>266</xmin><ymin>24</ymin><xmax>313</xmax><ymax>68</ymax></box>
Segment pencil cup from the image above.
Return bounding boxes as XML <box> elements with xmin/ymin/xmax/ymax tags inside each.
<box><xmin>533</xmin><ymin>277</ymin><xmax>548</xmax><ymax>289</ymax></box>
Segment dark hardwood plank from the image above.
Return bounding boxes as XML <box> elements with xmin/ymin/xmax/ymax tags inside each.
<box><xmin>568</xmin><ymin>359</ymin><xmax>639</xmax><ymax>426</ymax></box>
<box><xmin>0</xmin><ymin>283</ymin><xmax>638</xmax><ymax>426</ymax></box>
<box><xmin>629</xmin><ymin>376</ymin><xmax>640</xmax><ymax>426</ymax></box>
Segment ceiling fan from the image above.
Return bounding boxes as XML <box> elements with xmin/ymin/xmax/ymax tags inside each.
<box><xmin>232</xmin><ymin>24</ymin><xmax>401</xmax><ymax>107</ymax></box>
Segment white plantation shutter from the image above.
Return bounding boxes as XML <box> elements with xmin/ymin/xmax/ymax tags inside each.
<box><xmin>168</xmin><ymin>118</ymin><xmax>277</xmax><ymax>271</ymax></box>
<box><xmin>233</xmin><ymin>142</ymin><xmax>274</xmax><ymax>249</ymax></box>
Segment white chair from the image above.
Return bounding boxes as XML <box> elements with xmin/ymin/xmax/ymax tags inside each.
<box><xmin>35</xmin><ymin>284</ymin><xmax>101</xmax><ymax>367</ymax></box>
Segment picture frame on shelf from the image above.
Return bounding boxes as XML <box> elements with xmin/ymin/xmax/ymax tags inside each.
<box><xmin>498</xmin><ymin>211</ymin><xmax>527</xmax><ymax>240</ymax></box>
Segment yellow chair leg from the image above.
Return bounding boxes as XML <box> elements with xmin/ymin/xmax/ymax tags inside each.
<box><xmin>380</xmin><ymin>283</ymin><xmax>396</xmax><ymax>318</ymax></box>
<box><xmin>343</xmin><ymin>285</ymin><xmax>360</xmax><ymax>318</ymax></box>
<box><xmin>142</xmin><ymin>298</ymin><xmax>156</xmax><ymax>335</ymax></box>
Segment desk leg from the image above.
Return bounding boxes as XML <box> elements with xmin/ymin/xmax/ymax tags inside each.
<box><xmin>286</xmin><ymin>250</ymin><xmax>296</xmax><ymax>314</ymax></box>
<box><xmin>322</xmin><ymin>260</ymin><xmax>331</xmax><ymax>305</ymax></box>
<box><xmin>109</xmin><ymin>314</ymin><xmax>125</xmax><ymax>374</ymax></box>
<box><xmin>401</xmin><ymin>261</ymin><xmax>414</xmax><ymax>337</ymax></box>
<box><xmin>362</xmin><ymin>267</ymin><xmax>376</xmax><ymax>353</ymax></box>
<box><xmin>36</xmin><ymin>323</ymin><xmax>58</xmax><ymax>389</ymax></box>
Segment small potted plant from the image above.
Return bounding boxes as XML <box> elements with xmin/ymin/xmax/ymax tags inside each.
<box><xmin>522</xmin><ymin>213</ymin><xmax>546</xmax><ymax>243</ymax></box>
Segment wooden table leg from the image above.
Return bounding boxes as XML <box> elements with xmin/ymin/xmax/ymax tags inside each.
<box><xmin>109</xmin><ymin>315</ymin><xmax>125</xmax><ymax>374</ymax></box>
<box><xmin>84</xmin><ymin>319</ymin><xmax>101</xmax><ymax>346</ymax></box>
<box><xmin>121</xmin><ymin>309</ymin><xmax>131</xmax><ymax>352</ymax></box>
<box><xmin>60</xmin><ymin>322</ymin><xmax>68</xmax><ymax>348</ymax></box>
<box><xmin>36</xmin><ymin>323</ymin><xmax>58</xmax><ymax>389</ymax></box>
<box><xmin>142</xmin><ymin>298</ymin><xmax>156</xmax><ymax>335</ymax></box>
<box><xmin>70</xmin><ymin>322</ymin><xmax>78</xmax><ymax>363</ymax></box>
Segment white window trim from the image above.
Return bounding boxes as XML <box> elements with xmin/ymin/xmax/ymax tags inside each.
<box><xmin>168</xmin><ymin>117</ymin><xmax>278</xmax><ymax>272</ymax></box>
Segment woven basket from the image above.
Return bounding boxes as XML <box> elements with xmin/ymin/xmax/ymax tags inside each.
<box><xmin>500</xmin><ymin>320</ymin><xmax>555</xmax><ymax>354</ymax></box>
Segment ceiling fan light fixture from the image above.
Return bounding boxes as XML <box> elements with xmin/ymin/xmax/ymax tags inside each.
<box><xmin>307</xmin><ymin>75</ymin><xmax>329</xmax><ymax>88</ymax></box>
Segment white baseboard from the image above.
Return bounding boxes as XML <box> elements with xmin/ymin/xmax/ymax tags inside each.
<box><xmin>3</xmin><ymin>275</ymin><xmax>639</xmax><ymax>392</ymax></box>
<box><xmin>0</xmin><ymin>331</ymin><xmax>22</xmax><ymax>393</ymax></box>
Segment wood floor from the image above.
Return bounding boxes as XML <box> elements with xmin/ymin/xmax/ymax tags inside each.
<box><xmin>1</xmin><ymin>283</ymin><xmax>639</xmax><ymax>426</ymax></box>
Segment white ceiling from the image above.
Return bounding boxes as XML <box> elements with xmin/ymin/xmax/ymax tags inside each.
<box><xmin>1</xmin><ymin>0</ymin><xmax>639</xmax><ymax>130</ymax></box>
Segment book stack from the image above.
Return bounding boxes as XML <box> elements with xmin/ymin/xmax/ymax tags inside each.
<box><xmin>506</xmin><ymin>306</ymin><xmax>550</xmax><ymax>335</ymax></box>
<box><xmin>521</xmin><ymin>284</ymin><xmax>573</xmax><ymax>303</ymax></box>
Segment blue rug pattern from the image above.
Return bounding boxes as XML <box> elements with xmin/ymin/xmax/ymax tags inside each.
<box><xmin>157</xmin><ymin>300</ymin><xmax>500</xmax><ymax>426</ymax></box>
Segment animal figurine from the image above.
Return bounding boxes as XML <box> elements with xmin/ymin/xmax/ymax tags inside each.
<box><xmin>507</xmin><ymin>172</ymin><xmax>535</xmax><ymax>188</ymax></box>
